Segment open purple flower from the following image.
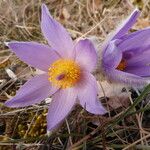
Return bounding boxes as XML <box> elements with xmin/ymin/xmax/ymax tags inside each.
<box><xmin>101</xmin><ymin>9</ymin><xmax>150</xmax><ymax>87</ymax></box>
<box><xmin>5</xmin><ymin>4</ymin><xmax>106</xmax><ymax>131</ymax></box>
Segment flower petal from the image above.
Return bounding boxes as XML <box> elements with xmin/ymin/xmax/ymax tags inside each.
<box><xmin>103</xmin><ymin>40</ymin><xmax>122</xmax><ymax>69</ymax></box>
<box><xmin>125</xmin><ymin>66</ymin><xmax>150</xmax><ymax>77</ymax></box>
<box><xmin>41</xmin><ymin>4</ymin><xmax>74</xmax><ymax>58</ymax></box>
<box><xmin>8</xmin><ymin>42</ymin><xmax>60</xmax><ymax>71</ymax></box>
<box><xmin>122</xmin><ymin>42</ymin><xmax>150</xmax><ymax>56</ymax></box>
<box><xmin>125</xmin><ymin>48</ymin><xmax>150</xmax><ymax>66</ymax></box>
<box><xmin>119</xmin><ymin>28</ymin><xmax>150</xmax><ymax>52</ymax></box>
<box><xmin>101</xmin><ymin>9</ymin><xmax>139</xmax><ymax>55</ymax></box>
<box><xmin>112</xmin><ymin>9</ymin><xmax>140</xmax><ymax>39</ymax></box>
<box><xmin>5</xmin><ymin>74</ymin><xmax>59</xmax><ymax>107</ymax></box>
<box><xmin>105</xmin><ymin>68</ymin><xmax>149</xmax><ymax>87</ymax></box>
<box><xmin>47</xmin><ymin>88</ymin><xmax>77</xmax><ymax>131</ymax></box>
<box><xmin>75</xmin><ymin>39</ymin><xmax>98</xmax><ymax>72</ymax></box>
<box><xmin>76</xmin><ymin>72</ymin><xmax>107</xmax><ymax>114</ymax></box>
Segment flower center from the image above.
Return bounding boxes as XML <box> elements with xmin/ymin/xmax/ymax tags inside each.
<box><xmin>48</xmin><ymin>59</ymin><xmax>81</xmax><ymax>89</ymax></box>
<box><xmin>116</xmin><ymin>59</ymin><xmax>127</xmax><ymax>71</ymax></box>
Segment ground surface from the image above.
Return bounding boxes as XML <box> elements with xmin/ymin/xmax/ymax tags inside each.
<box><xmin>0</xmin><ymin>0</ymin><xmax>150</xmax><ymax>150</ymax></box>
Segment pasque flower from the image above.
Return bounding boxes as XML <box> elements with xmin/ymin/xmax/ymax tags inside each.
<box><xmin>101</xmin><ymin>9</ymin><xmax>150</xmax><ymax>87</ymax></box>
<box><xmin>5</xmin><ymin>4</ymin><xmax>106</xmax><ymax>131</ymax></box>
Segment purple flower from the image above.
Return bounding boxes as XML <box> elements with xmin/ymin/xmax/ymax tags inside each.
<box><xmin>101</xmin><ymin>9</ymin><xmax>150</xmax><ymax>87</ymax></box>
<box><xmin>5</xmin><ymin>4</ymin><xmax>106</xmax><ymax>131</ymax></box>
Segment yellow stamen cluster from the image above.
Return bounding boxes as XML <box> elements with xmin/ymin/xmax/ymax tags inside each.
<box><xmin>116</xmin><ymin>59</ymin><xmax>127</xmax><ymax>71</ymax></box>
<box><xmin>48</xmin><ymin>59</ymin><xmax>81</xmax><ymax>89</ymax></box>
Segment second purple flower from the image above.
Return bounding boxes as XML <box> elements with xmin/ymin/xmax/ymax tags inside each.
<box><xmin>101</xmin><ymin>9</ymin><xmax>150</xmax><ymax>87</ymax></box>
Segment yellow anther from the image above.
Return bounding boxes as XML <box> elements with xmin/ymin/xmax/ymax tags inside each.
<box><xmin>116</xmin><ymin>59</ymin><xmax>127</xmax><ymax>71</ymax></box>
<box><xmin>48</xmin><ymin>59</ymin><xmax>81</xmax><ymax>89</ymax></box>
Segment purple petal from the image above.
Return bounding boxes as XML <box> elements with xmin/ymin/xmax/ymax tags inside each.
<box><xmin>112</xmin><ymin>9</ymin><xmax>140</xmax><ymax>40</ymax></box>
<box><xmin>103</xmin><ymin>40</ymin><xmax>122</xmax><ymax>69</ymax></box>
<box><xmin>75</xmin><ymin>39</ymin><xmax>98</xmax><ymax>72</ymax></box>
<box><xmin>8</xmin><ymin>42</ymin><xmax>60</xmax><ymax>71</ymax></box>
<box><xmin>119</xmin><ymin>28</ymin><xmax>150</xmax><ymax>52</ymax></box>
<box><xmin>125</xmin><ymin>66</ymin><xmax>150</xmax><ymax>77</ymax></box>
<box><xmin>5</xmin><ymin>74</ymin><xmax>59</xmax><ymax>107</ymax></box>
<box><xmin>41</xmin><ymin>4</ymin><xmax>74</xmax><ymax>58</ymax></box>
<box><xmin>75</xmin><ymin>71</ymin><xmax>107</xmax><ymax>114</ymax></box>
<box><xmin>125</xmin><ymin>48</ymin><xmax>150</xmax><ymax>66</ymax></box>
<box><xmin>105</xmin><ymin>68</ymin><xmax>149</xmax><ymax>86</ymax></box>
<box><xmin>123</xmin><ymin>42</ymin><xmax>150</xmax><ymax>56</ymax></box>
<box><xmin>101</xmin><ymin>9</ymin><xmax>139</xmax><ymax>55</ymax></box>
<box><xmin>47</xmin><ymin>88</ymin><xmax>77</xmax><ymax>131</ymax></box>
